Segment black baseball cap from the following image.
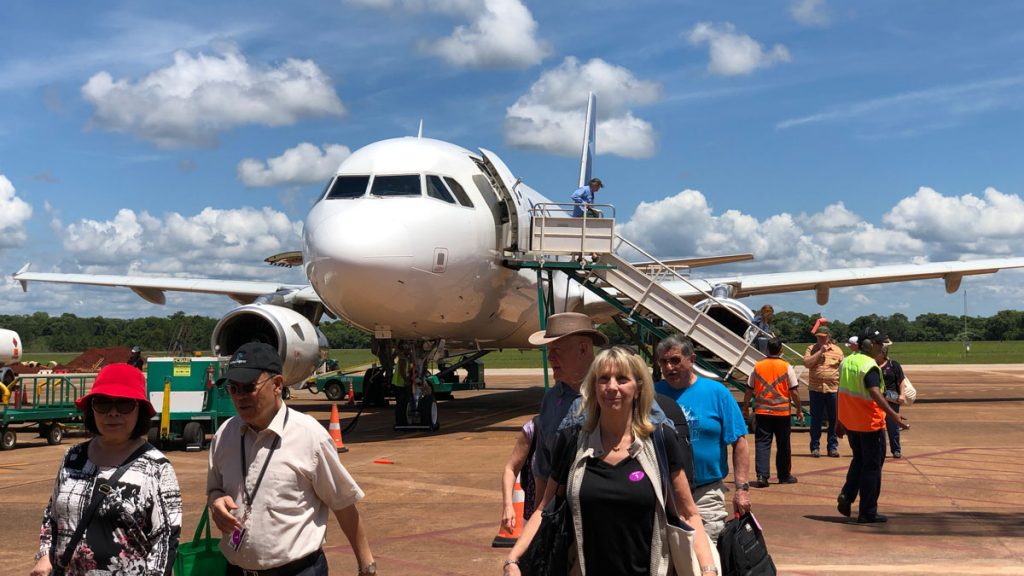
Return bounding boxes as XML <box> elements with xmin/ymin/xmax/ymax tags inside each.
<box><xmin>856</xmin><ymin>328</ymin><xmax>891</xmax><ymax>348</ymax></box>
<box><xmin>225</xmin><ymin>342</ymin><xmax>282</xmax><ymax>383</ymax></box>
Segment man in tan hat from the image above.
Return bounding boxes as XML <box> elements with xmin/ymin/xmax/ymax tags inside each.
<box><xmin>528</xmin><ymin>312</ymin><xmax>607</xmax><ymax>497</ymax></box>
<box><xmin>803</xmin><ymin>325</ymin><xmax>844</xmax><ymax>458</ymax></box>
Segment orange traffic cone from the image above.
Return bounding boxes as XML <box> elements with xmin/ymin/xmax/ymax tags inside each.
<box><xmin>328</xmin><ymin>404</ymin><xmax>348</xmax><ymax>453</ymax></box>
<box><xmin>347</xmin><ymin>381</ymin><xmax>355</xmax><ymax>406</ymax></box>
<box><xmin>491</xmin><ymin>474</ymin><xmax>525</xmax><ymax>547</ymax></box>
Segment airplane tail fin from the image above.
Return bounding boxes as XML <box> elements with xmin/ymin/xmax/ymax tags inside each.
<box><xmin>578</xmin><ymin>92</ymin><xmax>596</xmax><ymax>188</ymax></box>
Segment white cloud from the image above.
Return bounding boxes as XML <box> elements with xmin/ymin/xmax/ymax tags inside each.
<box><xmin>619</xmin><ymin>190</ymin><xmax>931</xmax><ymax>272</ymax></box>
<box><xmin>58</xmin><ymin>207</ymin><xmax>302</xmax><ymax>276</ymax></box>
<box><xmin>884</xmin><ymin>187</ymin><xmax>1024</xmax><ymax>257</ymax></box>
<box><xmin>687</xmin><ymin>22</ymin><xmax>791</xmax><ymax>77</ymax></box>
<box><xmin>81</xmin><ymin>41</ymin><xmax>345</xmax><ymax>148</ymax></box>
<box><xmin>504</xmin><ymin>57</ymin><xmax>662</xmax><ymax>158</ymax></box>
<box><xmin>790</xmin><ymin>0</ymin><xmax>830</xmax><ymax>27</ymax></box>
<box><xmin>238</xmin><ymin>143</ymin><xmax>352</xmax><ymax>187</ymax></box>
<box><xmin>777</xmin><ymin>76</ymin><xmax>1024</xmax><ymax>131</ymax></box>
<box><xmin>0</xmin><ymin>175</ymin><xmax>33</xmax><ymax>248</ymax></box>
<box><xmin>347</xmin><ymin>0</ymin><xmax>548</xmax><ymax>69</ymax></box>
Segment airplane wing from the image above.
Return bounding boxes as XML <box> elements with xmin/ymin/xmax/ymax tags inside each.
<box><xmin>658</xmin><ymin>258</ymin><xmax>1024</xmax><ymax>305</ymax></box>
<box><xmin>13</xmin><ymin>265</ymin><xmax>319</xmax><ymax>306</ymax></box>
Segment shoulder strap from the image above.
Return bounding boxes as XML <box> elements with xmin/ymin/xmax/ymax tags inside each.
<box><xmin>652</xmin><ymin>424</ymin><xmax>679</xmax><ymax>519</ymax></box>
<box><xmin>56</xmin><ymin>442</ymin><xmax>152</xmax><ymax>570</ymax></box>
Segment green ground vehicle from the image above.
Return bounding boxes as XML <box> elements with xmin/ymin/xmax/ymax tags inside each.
<box><xmin>146</xmin><ymin>357</ymin><xmax>236</xmax><ymax>451</ymax></box>
<box><xmin>301</xmin><ymin>355</ymin><xmax>487</xmax><ymax>404</ymax></box>
<box><xmin>0</xmin><ymin>373</ymin><xmax>93</xmax><ymax>450</ymax></box>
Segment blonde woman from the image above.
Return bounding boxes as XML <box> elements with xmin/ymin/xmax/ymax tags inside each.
<box><xmin>504</xmin><ymin>347</ymin><xmax>716</xmax><ymax>576</ymax></box>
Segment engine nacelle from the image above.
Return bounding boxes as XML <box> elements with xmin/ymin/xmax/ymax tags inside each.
<box><xmin>211</xmin><ymin>304</ymin><xmax>328</xmax><ymax>387</ymax></box>
<box><xmin>0</xmin><ymin>329</ymin><xmax>23</xmax><ymax>365</ymax></box>
<box><xmin>693</xmin><ymin>296</ymin><xmax>757</xmax><ymax>339</ymax></box>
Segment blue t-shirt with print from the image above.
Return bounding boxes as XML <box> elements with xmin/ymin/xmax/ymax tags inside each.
<box><xmin>655</xmin><ymin>376</ymin><xmax>748</xmax><ymax>486</ymax></box>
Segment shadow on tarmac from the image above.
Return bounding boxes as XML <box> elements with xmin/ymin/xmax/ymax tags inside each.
<box><xmin>285</xmin><ymin>386</ymin><xmax>546</xmax><ymax>443</ymax></box>
<box><xmin>804</xmin><ymin>512</ymin><xmax>1024</xmax><ymax>537</ymax></box>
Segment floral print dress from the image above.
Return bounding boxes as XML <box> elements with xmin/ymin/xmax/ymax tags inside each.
<box><xmin>36</xmin><ymin>441</ymin><xmax>182</xmax><ymax>576</ymax></box>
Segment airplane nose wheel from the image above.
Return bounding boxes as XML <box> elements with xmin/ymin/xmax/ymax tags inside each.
<box><xmin>394</xmin><ymin>392</ymin><xmax>439</xmax><ymax>431</ymax></box>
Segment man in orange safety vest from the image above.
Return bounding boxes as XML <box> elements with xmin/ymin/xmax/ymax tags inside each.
<box><xmin>743</xmin><ymin>337</ymin><xmax>802</xmax><ymax>488</ymax></box>
<box><xmin>836</xmin><ymin>328</ymin><xmax>910</xmax><ymax>524</ymax></box>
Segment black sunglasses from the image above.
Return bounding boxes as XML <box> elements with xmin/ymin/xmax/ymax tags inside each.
<box><xmin>227</xmin><ymin>376</ymin><xmax>272</xmax><ymax>396</ymax></box>
<box><xmin>92</xmin><ymin>396</ymin><xmax>138</xmax><ymax>415</ymax></box>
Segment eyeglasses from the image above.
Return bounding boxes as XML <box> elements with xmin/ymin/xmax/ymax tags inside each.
<box><xmin>92</xmin><ymin>396</ymin><xmax>138</xmax><ymax>415</ymax></box>
<box><xmin>227</xmin><ymin>376</ymin><xmax>273</xmax><ymax>396</ymax></box>
<box><xmin>657</xmin><ymin>355</ymin><xmax>689</xmax><ymax>366</ymax></box>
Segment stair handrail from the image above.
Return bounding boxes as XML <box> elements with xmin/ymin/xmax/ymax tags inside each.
<box><xmin>608</xmin><ymin>233</ymin><xmax>812</xmax><ymax>383</ymax></box>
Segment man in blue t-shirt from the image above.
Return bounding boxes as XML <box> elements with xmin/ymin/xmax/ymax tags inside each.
<box><xmin>654</xmin><ymin>334</ymin><xmax>751</xmax><ymax>544</ymax></box>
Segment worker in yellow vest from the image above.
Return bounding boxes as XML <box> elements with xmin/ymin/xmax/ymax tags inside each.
<box><xmin>743</xmin><ymin>337</ymin><xmax>802</xmax><ymax>488</ymax></box>
<box><xmin>836</xmin><ymin>328</ymin><xmax>909</xmax><ymax>524</ymax></box>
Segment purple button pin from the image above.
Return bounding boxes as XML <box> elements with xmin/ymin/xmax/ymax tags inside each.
<box><xmin>629</xmin><ymin>471</ymin><xmax>646</xmax><ymax>482</ymax></box>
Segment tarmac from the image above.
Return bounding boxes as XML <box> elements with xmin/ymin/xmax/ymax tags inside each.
<box><xmin>1</xmin><ymin>365</ymin><xmax>1023</xmax><ymax>575</ymax></box>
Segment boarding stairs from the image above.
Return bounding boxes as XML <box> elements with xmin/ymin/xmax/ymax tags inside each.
<box><xmin>517</xmin><ymin>205</ymin><xmax>811</xmax><ymax>425</ymax></box>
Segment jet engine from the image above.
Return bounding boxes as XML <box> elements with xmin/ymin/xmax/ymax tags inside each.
<box><xmin>211</xmin><ymin>304</ymin><xmax>328</xmax><ymax>386</ymax></box>
<box><xmin>693</xmin><ymin>285</ymin><xmax>757</xmax><ymax>338</ymax></box>
<box><xmin>0</xmin><ymin>329</ymin><xmax>23</xmax><ymax>365</ymax></box>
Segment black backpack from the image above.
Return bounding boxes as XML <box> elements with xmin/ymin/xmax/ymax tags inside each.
<box><xmin>717</xmin><ymin>513</ymin><xmax>777</xmax><ymax>576</ymax></box>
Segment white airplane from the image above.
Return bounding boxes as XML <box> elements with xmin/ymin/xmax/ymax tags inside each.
<box><xmin>0</xmin><ymin>328</ymin><xmax>23</xmax><ymax>366</ymax></box>
<box><xmin>13</xmin><ymin>94</ymin><xmax>1024</xmax><ymax>425</ymax></box>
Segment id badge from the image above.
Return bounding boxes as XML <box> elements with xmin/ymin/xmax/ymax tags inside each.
<box><xmin>230</xmin><ymin>527</ymin><xmax>247</xmax><ymax>551</ymax></box>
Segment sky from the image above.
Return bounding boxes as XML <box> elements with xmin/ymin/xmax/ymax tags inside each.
<box><xmin>2</xmin><ymin>0</ymin><xmax>1024</xmax><ymax>325</ymax></box>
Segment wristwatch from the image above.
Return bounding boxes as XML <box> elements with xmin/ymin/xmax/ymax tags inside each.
<box><xmin>735</xmin><ymin>482</ymin><xmax>750</xmax><ymax>491</ymax></box>
<box><xmin>358</xmin><ymin>561</ymin><xmax>377</xmax><ymax>575</ymax></box>
<box><xmin>701</xmin><ymin>565</ymin><xmax>719</xmax><ymax>574</ymax></box>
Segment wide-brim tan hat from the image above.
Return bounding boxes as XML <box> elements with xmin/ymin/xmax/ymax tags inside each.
<box><xmin>528</xmin><ymin>312</ymin><xmax>608</xmax><ymax>346</ymax></box>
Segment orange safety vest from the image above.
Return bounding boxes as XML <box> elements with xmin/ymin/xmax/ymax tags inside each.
<box><xmin>837</xmin><ymin>353</ymin><xmax>886</xmax><ymax>432</ymax></box>
<box><xmin>751</xmin><ymin>357</ymin><xmax>793</xmax><ymax>417</ymax></box>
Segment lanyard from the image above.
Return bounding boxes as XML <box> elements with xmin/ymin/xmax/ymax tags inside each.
<box><xmin>239</xmin><ymin>408</ymin><xmax>289</xmax><ymax>509</ymax></box>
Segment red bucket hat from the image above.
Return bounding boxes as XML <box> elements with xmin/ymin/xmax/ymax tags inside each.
<box><xmin>76</xmin><ymin>363</ymin><xmax>156</xmax><ymax>418</ymax></box>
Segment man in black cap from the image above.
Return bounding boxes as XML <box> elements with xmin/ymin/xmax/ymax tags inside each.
<box><xmin>207</xmin><ymin>342</ymin><xmax>378</xmax><ymax>575</ymax></box>
<box><xmin>836</xmin><ymin>329</ymin><xmax>909</xmax><ymax>524</ymax></box>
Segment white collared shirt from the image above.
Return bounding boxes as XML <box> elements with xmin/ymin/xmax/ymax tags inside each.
<box><xmin>207</xmin><ymin>404</ymin><xmax>364</xmax><ymax>570</ymax></box>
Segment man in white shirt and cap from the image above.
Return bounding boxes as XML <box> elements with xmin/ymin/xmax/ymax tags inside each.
<box><xmin>208</xmin><ymin>342</ymin><xmax>377</xmax><ymax>576</ymax></box>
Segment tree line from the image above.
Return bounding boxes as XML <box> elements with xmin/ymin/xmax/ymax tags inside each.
<box><xmin>1</xmin><ymin>312</ymin><xmax>374</xmax><ymax>353</ymax></box>
<box><xmin>3</xmin><ymin>309</ymin><xmax>1023</xmax><ymax>354</ymax></box>
<box><xmin>601</xmin><ymin>310</ymin><xmax>1024</xmax><ymax>345</ymax></box>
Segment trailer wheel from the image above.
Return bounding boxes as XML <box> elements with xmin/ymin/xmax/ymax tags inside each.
<box><xmin>1</xmin><ymin>429</ymin><xmax>15</xmax><ymax>451</ymax></box>
<box><xmin>183</xmin><ymin>422</ymin><xmax>204</xmax><ymax>448</ymax></box>
<box><xmin>46</xmin><ymin>424</ymin><xmax>63</xmax><ymax>445</ymax></box>
<box><xmin>324</xmin><ymin>379</ymin><xmax>344</xmax><ymax>401</ymax></box>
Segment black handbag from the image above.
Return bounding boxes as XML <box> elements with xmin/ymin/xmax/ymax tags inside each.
<box><xmin>519</xmin><ymin>427</ymin><xmax>579</xmax><ymax>576</ymax></box>
<box><xmin>518</xmin><ymin>493</ymin><xmax>572</xmax><ymax>576</ymax></box>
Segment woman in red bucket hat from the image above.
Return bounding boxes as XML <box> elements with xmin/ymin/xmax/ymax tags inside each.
<box><xmin>31</xmin><ymin>363</ymin><xmax>181</xmax><ymax>576</ymax></box>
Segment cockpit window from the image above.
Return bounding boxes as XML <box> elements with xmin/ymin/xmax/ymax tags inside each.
<box><xmin>426</xmin><ymin>175</ymin><xmax>456</xmax><ymax>204</ymax></box>
<box><xmin>443</xmin><ymin>177</ymin><xmax>474</xmax><ymax>208</ymax></box>
<box><xmin>324</xmin><ymin>175</ymin><xmax>370</xmax><ymax>199</ymax></box>
<box><xmin>370</xmin><ymin>175</ymin><xmax>421</xmax><ymax>197</ymax></box>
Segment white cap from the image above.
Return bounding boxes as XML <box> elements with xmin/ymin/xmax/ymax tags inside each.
<box><xmin>847</xmin><ymin>336</ymin><xmax>859</xmax><ymax>346</ymax></box>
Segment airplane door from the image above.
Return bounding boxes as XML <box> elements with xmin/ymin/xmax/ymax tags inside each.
<box><xmin>479</xmin><ymin>148</ymin><xmax>530</xmax><ymax>255</ymax></box>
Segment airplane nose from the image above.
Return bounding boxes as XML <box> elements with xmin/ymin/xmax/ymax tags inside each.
<box><xmin>303</xmin><ymin>200</ymin><xmax>414</xmax><ymax>319</ymax></box>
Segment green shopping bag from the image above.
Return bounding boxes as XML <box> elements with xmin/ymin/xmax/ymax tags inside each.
<box><xmin>175</xmin><ymin>508</ymin><xmax>227</xmax><ymax>575</ymax></box>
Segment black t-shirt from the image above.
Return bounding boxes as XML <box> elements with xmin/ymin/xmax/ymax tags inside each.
<box><xmin>881</xmin><ymin>359</ymin><xmax>905</xmax><ymax>398</ymax></box>
<box><xmin>551</xmin><ymin>426</ymin><xmax>687</xmax><ymax>576</ymax></box>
